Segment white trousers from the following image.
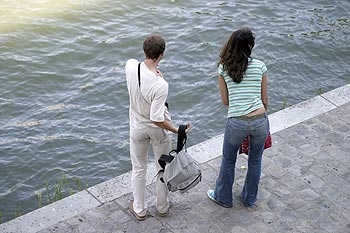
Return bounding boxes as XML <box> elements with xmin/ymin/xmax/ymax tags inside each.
<box><xmin>130</xmin><ymin>126</ymin><xmax>172</xmax><ymax>215</ymax></box>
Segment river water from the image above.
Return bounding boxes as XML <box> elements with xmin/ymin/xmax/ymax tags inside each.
<box><xmin>0</xmin><ymin>0</ymin><xmax>349</xmax><ymax>223</ymax></box>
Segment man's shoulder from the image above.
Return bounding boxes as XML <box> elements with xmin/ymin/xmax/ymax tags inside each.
<box><xmin>145</xmin><ymin>76</ymin><xmax>168</xmax><ymax>95</ymax></box>
<box><xmin>125</xmin><ymin>59</ymin><xmax>139</xmax><ymax>68</ymax></box>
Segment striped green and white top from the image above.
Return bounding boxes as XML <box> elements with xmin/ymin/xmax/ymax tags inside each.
<box><xmin>218</xmin><ymin>58</ymin><xmax>267</xmax><ymax>118</ymax></box>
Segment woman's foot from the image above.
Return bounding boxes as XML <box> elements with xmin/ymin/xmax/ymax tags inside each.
<box><xmin>207</xmin><ymin>190</ymin><xmax>232</xmax><ymax>208</ymax></box>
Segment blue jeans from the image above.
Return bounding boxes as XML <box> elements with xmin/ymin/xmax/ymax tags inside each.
<box><xmin>214</xmin><ymin>113</ymin><xmax>269</xmax><ymax>207</ymax></box>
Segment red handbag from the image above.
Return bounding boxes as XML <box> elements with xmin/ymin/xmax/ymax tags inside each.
<box><xmin>239</xmin><ymin>132</ymin><xmax>272</xmax><ymax>155</ymax></box>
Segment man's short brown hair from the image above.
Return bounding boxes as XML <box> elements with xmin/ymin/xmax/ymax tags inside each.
<box><xmin>143</xmin><ymin>35</ymin><xmax>166</xmax><ymax>60</ymax></box>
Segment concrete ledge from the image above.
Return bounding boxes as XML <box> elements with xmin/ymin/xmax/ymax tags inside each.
<box><xmin>0</xmin><ymin>191</ymin><xmax>100</xmax><ymax>233</ymax></box>
<box><xmin>86</xmin><ymin>165</ymin><xmax>158</xmax><ymax>204</ymax></box>
<box><xmin>268</xmin><ymin>95</ymin><xmax>336</xmax><ymax>134</ymax></box>
<box><xmin>1</xmin><ymin>83</ymin><xmax>349</xmax><ymax>233</ymax></box>
<box><xmin>321</xmin><ymin>84</ymin><xmax>350</xmax><ymax>107</ymax></box>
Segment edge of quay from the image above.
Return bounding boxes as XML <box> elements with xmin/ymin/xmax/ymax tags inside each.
<box><xmin>1</xmin><ymin>83</ymin><xmax>350</xmax><ymax>233</ymax></box>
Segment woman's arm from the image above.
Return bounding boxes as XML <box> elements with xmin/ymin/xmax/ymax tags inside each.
<box><xmin>218</xmin><ymin>75</ymin><xmax>229</xmax><ymax>106</ymax></box>
<box><xmin>261</xmin><ymin>73</ymin><xmax>268</xmax><ymax>110</ymax></box>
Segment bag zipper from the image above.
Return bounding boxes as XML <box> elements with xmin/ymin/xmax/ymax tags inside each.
<box><xmin>178</xmin><ymin>173</ymin><xmax>202</xmax><ymax>192</ymax></box>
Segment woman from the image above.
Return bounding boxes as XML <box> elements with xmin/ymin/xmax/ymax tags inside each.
<box><xmin>207</xmin><ymin>27</ymin><xmax>270</xmax><ymax>208</ymax></box>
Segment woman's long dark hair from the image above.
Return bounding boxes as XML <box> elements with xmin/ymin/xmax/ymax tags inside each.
<box><xmin>218</xmin><ymin>27</ymin><xmax>255</xmax><ymax>83</ymax></box>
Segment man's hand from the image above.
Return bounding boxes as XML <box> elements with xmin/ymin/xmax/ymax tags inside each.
<box><xmin>185</xmin><ymin>123</ymin><xmax>191</xmax><ymax>134</ymax></box>
<box><xmin>156</xmin><ymin>70</ymin><xmax>163</xmax><ymax>77</ymax></box>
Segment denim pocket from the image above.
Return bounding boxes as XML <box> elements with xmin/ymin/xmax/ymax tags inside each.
<box><xmin>227</xmin><ymin>117</ymin><xmax>249</xmax><ymax>131</ymax></box>
<box><xmin>251</xmin><ymin>117</ymin><xmax>270</xmax><ymax>135</ymax></box>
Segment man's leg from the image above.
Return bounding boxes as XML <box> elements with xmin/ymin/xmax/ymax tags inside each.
<box><xmin>150</xmin><ymin>127</ymin><xmax>172</xmax><ymax>214</ymax></box>
<box><xmin>130</xmin><ymin>127</ymin><xmax>149</xmax><ymax>215</ymax></box>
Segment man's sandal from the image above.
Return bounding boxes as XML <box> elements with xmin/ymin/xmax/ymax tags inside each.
<box><xmin>129</xmin><ymin>200</ymin><xmax>146</xmax><ymax>221</ymax></box>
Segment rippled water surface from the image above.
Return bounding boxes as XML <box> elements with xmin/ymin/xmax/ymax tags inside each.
<box><xmin>0</xmin><ymin>0</ymin><xmax>349</xmax><ymax>223</ymax></box>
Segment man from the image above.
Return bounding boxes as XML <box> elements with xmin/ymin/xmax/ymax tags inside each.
<box><xmin>125</xmin><ymin>34</ymin><xmax>191</xmax><ymax>220</ymax></box>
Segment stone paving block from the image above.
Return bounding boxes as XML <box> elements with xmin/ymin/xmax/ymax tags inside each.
<box><xmin>94</xmin><ymin>201</ymin><xmax>122</xmax><ymax>217</ymax></box>
<box><xmin>161</xmin><ymin>212</ymin><xmax>188</xmax><ymax>232</ymax></box>
<box><xmin>80</xmin><ymin>207</ymin><xmax>107</xmax><ymax>226</ymax></box>
<box><xmin>78</xmin><ymin>222</ymin><xmax>97</xmax><ymax>233</ymax></box>
<box><xmin>284</xmin><ymin>197</ymin><xmax>308</xmax><ymax>210</ymax></box>
<box><xmin>236</xmin><ymin>211</ymin><xmax>256</xmax><ymax>225</ymax></box>
<box><xmin>285</xmin><ymin>164</ymin><xmax>303</xmax><ymax>176</ymax></box>
<box><xmin>257</xmin><ymin>188</ymin><xmax>272</xmax><ymax>201</ymax></box>
<box><xmin>206</xmin><ymin>156</ymin><xmax>222</xmax><ymax>171</ymax></box>
<box><xmin>231</xmin><ymin>226</ymin><xmax>250</xmax><ymax>233</ymax></box>
<box><xmin>263</xmin><ymin>162</ymin><xmax>286</xmax><ymax>179</ymax></box>
<box><xmin>270</xmin><ymin>219</ymin><xmax>296</xmax><ymax>232</ymax></box>
<box><xmin>61</xmin><ymin>215</ymin><xmax>85</xmax><ymax>229</ymax></box>
<box><xmin>330</xmin><ymin>103</ymin><xmax>350</xmax><ymax>124</ymax></box>
<box><xmin>265</xmin><ymin>197</ymin><xmax>287</xmax><ymax>211</ymax></box>
<box><xmin>260</xmin><ymin>176</ymin><xmax>278</xmax><ymax>190</ymax></box>
<box><xmin>301</xmin><ymin>207</ymin><xmax>326</xmax><ymax>223</ymax></box>
<box><xmin>109</xmin><ymin>210</ymin><xmax>131</xmax><ymax>225</ymax></box>
<box><xmin>178</xmin><ymin>226</ymin><xmax>202</xmax><ymax>233</ymax></box>
<box><xmin>316</xmin><ymin>111</ymin><xmax>350</xmax><ymax>134</ymax></box>
<box><xmin>247</xmin><ymin>222</ymin><xmax>275</xmax><ymax>233</ymax></box>
<box><xmin>270</xmin><ymin>156</ymin><xmax>294</xmax><ymax>169</ymax></box>
<box><xmin>302</xmin><ymin>173</ymin><xmax>326</xmax><ymax>189</ymax></box>
<box><xmin>309</xmin><ymin>163</ymin><xmax>333</xmax><ymax>179</ymax></box>
<box><xmin>274</xmin><ymin>145</ymin><xmax>300</xmax><ymax>161</ymax></box>
<box><xmin>198</xmin><ymin>162</ymin><xmax>219</xmax><ymax>186</ymax></box>
<box><xmin>289</xmin><ymin>121</ymin><xmax>317</xmax><ymax>139</ymax></box>
<box><xmin>297</xmin><ymin>142</ymin><xmax>323</xmax><ymax>157</ymax></box>
<box><xmin>334</xmin><ymin>225</ymin><xmax>350</xmax><ymax>233</ymax></box>
<box><xmin>280</xmin><ymin>175</ymin><xmax>309</xmax><ymax>191</ymax></box>
<box><xmin>338</xmin><ymin>183</ymin><xmax>350</xmax><ymax>197</ymax></box>
<box><xmin>316</xmin><ymin>214</ymin><xmax>344</xmax><ymax>233</ymax></box>
<box><xmin>141</xmin><ymin>217</ymin><xmax>168</xmax><ymax>233</ymax></box>
<box><xmin>37</xmin><ymin>221</ymin><xmax>78</xmax><ymax>233</ymax></box>
<box><xmin>258</xmin><ymin>211</ymin><xmax>275</xmax><ymax>224</ymax></box>
<box><xmin>292</xmin><ymin>219</ymin><xmax>320</xmax><ymax>233</ymax></box>
<box><xmin>120</xmin><ymin>219</ymin><xmax>145</xmax><ymax>233</ymax></box>
<box><xmin>321</xmin><ymin>169</ymin><xmax>347</xmax><ymax>188</ymax></box>
<box><xmin>297</xmin><ymin>188</ymin><xmax>321</xmax><ymax>201</ymax></box>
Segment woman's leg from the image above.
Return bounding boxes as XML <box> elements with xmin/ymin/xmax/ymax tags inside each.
<box><xmin>214</xmin><ymin>118</ymin><xmax>249</xmax><ymax>207</ymax></box>
<box><xmin>241</xmin><ymin>115</ymin><xmax>269</xmax><ymax>206</ymax></box>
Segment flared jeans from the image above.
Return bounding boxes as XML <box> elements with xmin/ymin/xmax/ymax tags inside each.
<box><xmin>214</xmin><ymin>113</ymin><xmax>270</xmax><ymax>207</ymax></box>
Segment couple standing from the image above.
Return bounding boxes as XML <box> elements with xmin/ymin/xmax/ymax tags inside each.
<box><xmin>125</xmin><ymin>27</ymin><xmax>270</xmax><ymax>220</ymax></box>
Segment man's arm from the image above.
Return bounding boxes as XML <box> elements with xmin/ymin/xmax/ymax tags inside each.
<box><xmin>153</xmin><ymin>121</ymin><xmax>191</xmax><ymax>134</ymax></box>
<box><xmin>152</xmin><ymin>121</ymin><xmax>178</xmax><ymax>133</ymax></box>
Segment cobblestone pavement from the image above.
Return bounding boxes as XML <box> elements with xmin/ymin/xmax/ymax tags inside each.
<box><xmin>34</xmin><ymin>103</ymin><xmax>350</xmax><ymax>233</ymax></box>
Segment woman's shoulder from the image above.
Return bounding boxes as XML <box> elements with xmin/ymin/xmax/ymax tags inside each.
<box><xmin>249</xmin><ymin>58</ymin><xmax>267</xmax><ymax>74</ymax></box>
<box><xmin>217</xmin><ymin>63</ymin><xmax>225</xmax><ymax>75</ymax></box>
<box><xmin>250</xmin><ymin>58</ymin><xmax>265</xmax><ymax>66</ymax></box>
